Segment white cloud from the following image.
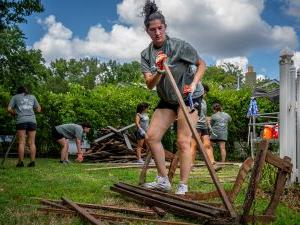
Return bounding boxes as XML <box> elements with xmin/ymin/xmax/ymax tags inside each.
<box><xmin>257</xmin><ymin>74</ymin><xmax>266</xmax><ymax>80</ymax></box>
<box><xmin>33</xmin><ymin>0</ymin><xmax>298</xmax><ymax>62</ymax></box>
<box><xmin>216</xmin><ymin>56</ymin><xmax>249</xmax><ymax>73</ymax></box>
<box><xmin>284</xmin><ymin>0</ymin><xmax>300</xmax><ymax>19</ymax></box>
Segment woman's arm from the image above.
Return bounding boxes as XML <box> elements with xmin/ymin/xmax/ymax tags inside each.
<box><xmin>135</xmin><ymin>114</ymin><xmax>141</xmax><ymax>129</ymax></box>
<box><xmin>7</xmin><ymin>106</ymin><xmax>16</xmax><ymax>116</ymax></box>
<box><xmin>144</xmin><ymin>72</ymin><xmax>163</xmax><ymax>89</ymax></box>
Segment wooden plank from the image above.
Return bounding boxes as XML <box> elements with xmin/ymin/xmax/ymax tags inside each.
<box><xmin>46</xmin><ymin>199</ymin><xmax>156</xmax><ymax>217</ymax></box>
<box><xmin>168</xmin><ymin>151</ymin><xmax>179</xmax><ymax>183</ymax></box>
<box><xmin>151</xmin><ymin>206</ymin><xmax>167</xmax><ymax>217</ymax></box>
<box><xmin>164</xmin><ymin>62</ymin><xmax>236</xmax><ymax>218</ymax></box>
<box><xmin>184</xmin><ymin>190</ymin><xmax>232</xmax><ymax>201</ymax></box>
<box><xmin>40</xmin><ymin>199</ymin><xmax>68</xmax><ymax>210</ymax></box>
<box><xmin>265</xmin><ymin>152</ymin><xmax>292</xmax><ymax>173</ymax></box>
<box><xmin>139</xmin><ymin>151</ymin><xmax>152</xmax><ymax>185</ymax></box>
<box><xmin>107</xmin><ymin>126</ymin><xmax>120</xmax><ymax>134</ymax></box>
<box><xmin>123</xmin><ymin>133</ymin><xmax>133</xmax><ymax>151</ymax></box>
<box><xmin>264</xmin><ymin>156</ymin><xmax>292</xmax><ymax>216</ymax></box>
<box><xmin>114</xmin><ymin>183</ymin><xmax>226</xmax><ymax>216</ymax></box>
<box><xmin>241</xmin><ymin>141</ymin><xmax>269</xmax><ymax>224</ymax></box>
<box><xmin>93</xmin><ymin>124</ymin><xmax>135</xmax><ymax>143</ymax></box>
<box><xmin>110</xmin><ymin>186</ymin><xmax>213</xmax><ymax>220</ymax></box>
<box><xmin>240</xmin><ymin>215</ymin><xmax>276</xmax><ymax>224</ymax></box>
<box><xmin>61</xmin><ymin>197</ymin><xmax>102</xmax><ymax>225</ymax></box>
<box><xmin>120</xmin><ymin>182</ymin><xmax>228</xmax><ymax>214</ymax></box>
<box><xmin>38</xmin><ymin>207</ymin><xmax>199</xmax><ymax>225</ymax></box>
<box><xmin>230</xmin><ymin>157</ymin><xmax>253</xmax><ymax>202</ymax></box>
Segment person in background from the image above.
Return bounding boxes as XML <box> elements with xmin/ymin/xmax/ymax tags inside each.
<box><xmin>191</xmin><ymin>84</ymin><xmax>219</xmax><ymax>170</ymax></box>
<box><xmin>52</xmin><ymin>123</ymin><xmax>91</xmax><ymax>164</ymax></box>
<box><xmin>210</xmin><ymin>103</ymin><xmax>232</xmax><ymax>163</ymax></box>
<box><xmin>7</xmin><ymin>86</ymin><xmax>41</xmax><ymax>167</ymax></box>
<box><xmin>135</xmin><ymin>102</ymin><xmax>150</xmax><ymax>163</ymax></box>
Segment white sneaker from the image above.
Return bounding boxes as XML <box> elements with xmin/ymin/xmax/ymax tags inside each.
<box><xmin>175</xmin><ymin>183</ymin><xmax>188</xmax><ymax>195</ymax></box>
<box><xmin>143</xmin><ymin>176</ymin><xmax>171</xmax><ymax>192</ymax></box>
<box><xmin>136</xmin><ymin>159</ymin><xmax>145</xmax><ymax>164</ymax></box>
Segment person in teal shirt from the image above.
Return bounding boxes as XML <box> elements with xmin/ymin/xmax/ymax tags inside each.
<box><xmin>141</xmin><ymin>0</ymin><xmax>206</xmax><ymax>195</ymax></box>
<box><xmin>210</xmin><ymin>103</ymin><xmax>232</xmax><ymax>163</ymax></box>
<box><xmin>7</xmin><ymin>86</ymin><xmax>41</xmax><ymax>167</ymax></box>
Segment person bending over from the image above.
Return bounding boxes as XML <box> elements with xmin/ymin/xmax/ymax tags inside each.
<box><xmin>52</xmin><ymin>123</ymin><xmax>91</xmax><ymax>164</ymax></box>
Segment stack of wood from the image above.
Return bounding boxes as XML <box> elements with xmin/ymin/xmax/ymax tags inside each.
<box><xmin>84</xmin><ymin>124</ymin><xmax>146</xmax><ymax>163</ymax></box>
<box><xmin>38</xmin><ymin>197</ymin><xmax>199</xmax><ymax>225</ymax></box>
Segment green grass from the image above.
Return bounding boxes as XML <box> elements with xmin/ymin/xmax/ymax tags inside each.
<box><xmin>0</xmin><ymin>158</ymin><xmax>299</xmax><ymax>225</ymax></box>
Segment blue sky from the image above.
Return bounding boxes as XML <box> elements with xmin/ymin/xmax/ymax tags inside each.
<box><xmin>20</xmin><ymin>0</ymin><xmax>300</xmax><ymax>79</ymax></box>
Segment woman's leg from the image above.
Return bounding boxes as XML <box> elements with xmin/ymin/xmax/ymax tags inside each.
<box><xmin>146</xmin><ymin>108</ymin><xmax>177</xmax><ymax>177</ymax></box>
<box><xmin>27</xmin><ymin>130</ymin><xmax>36</xmax><ymax>162</ymax></box>
<box><xmin>136</xmin><ymin>139</ymin><xmax>144</xmax><ymax>160</ymax></box>
<box><xmin>219</xmin><ymin>141</ymin><xmax>226</xmax><ymax>162</ymax></box>
<box><xmin>202</xmin><ymin>135</ymin><xmax>215</xmax><ymax>163</ymax></box>
<box><xmin>17</xmin><ymin>130</ymin><xmax>26</xmax><ymax>163</ymax></box>
<box><xmin>177</xmin><ymin>107</ymin><xmax>199</xmax><ymax>184</ymax></box>
<box><xmin>57</xmin><ymin>138</ymin><xmax>68</xmax><ymax>161</ymax></box>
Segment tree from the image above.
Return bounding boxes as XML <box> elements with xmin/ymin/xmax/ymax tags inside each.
<box><xmin>0</xmin><ymin>0</ymin><xmax>43</xmax><ymax>31</ymax></box>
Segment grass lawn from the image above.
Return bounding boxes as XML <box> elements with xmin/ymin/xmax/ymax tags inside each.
<box><xmin>0</xmin><ymin>158</ymin><xmax>299</xmax><ymax>225</ymax></box>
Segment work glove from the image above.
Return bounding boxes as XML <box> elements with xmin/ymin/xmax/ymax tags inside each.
<box><xmin>155</xmin><ymin>51</ymin><xmax>167</xmax><ymax>74</ymax></box>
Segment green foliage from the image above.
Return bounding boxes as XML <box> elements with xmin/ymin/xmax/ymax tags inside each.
<box><xmin>0</xmin><ymin>0</ymin><xmax>43</xmax><ymax>30</ymax></box>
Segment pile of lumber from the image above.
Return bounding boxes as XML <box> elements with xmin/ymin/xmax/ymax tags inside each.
<box><xmin>110</xmin><ymin>182</ymin><xmax>236</xmax><ymax>225</ymax></box>
<box><xmin>37</xmin><ymin>197</ymin><xmax>200</xmax><ymax>225</ymax></box>
<box><xmin>84</xmin><ymin>124</ymin><xmax>146</xmax><ymax>163</ymax></box>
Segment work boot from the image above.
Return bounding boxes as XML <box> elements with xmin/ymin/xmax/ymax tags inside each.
<box><xmin>27</xmin><ymin>161</ymin><xmax>35</xmax><ymax>167</ymax></box>
<box><xmin>175</xmin><ymin>183</ymin><xmax>188</xmax><ymax>195</ymax></box>
<box><xmin>143</xmin><ymin>176</ymin><xmax>171</xmax><ymax>192</ymax></box>
<box><xmin>16</xmin><ymin>161</ymin><xmax>24</xmax><ymax>168</ymax></box>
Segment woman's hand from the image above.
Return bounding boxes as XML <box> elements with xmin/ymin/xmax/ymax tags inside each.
<box><xmin>183</xmin><ymin>83</ymin><xmax>196</xmax><ymax>95</ymax></box>
<box><xmin>155</xmin><ymin>51</ymin><xmax>167</xmax><ymax>74</ymax></box>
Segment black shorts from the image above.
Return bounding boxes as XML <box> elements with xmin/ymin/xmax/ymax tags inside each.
<box><xmin>155</xmin><ymin>96</ymin><xmax>202</xmax><ymax>114</ymax></box>
<box><xmin>196</xmin><ymin>128</ymin><xmax>210</xmax><ymax>136</ymax></box>
<box><xmin>52</xmin><ymin>127</ymin><xmax>64</xmax><ymax>141</ymax></box>
<box><xmin>211</xmin><ymin>139</ymin><xmax>227</xmax><ymax>143</ymax></box>
<box><xmin>16</xmin><ymin>122</ymin><xmax>37</xmax><ymax>131</ymax></box>
<box><xmin>135</xmin><ymin>130</ymin><xmax>145</xmax><ymax>141</ymax></box>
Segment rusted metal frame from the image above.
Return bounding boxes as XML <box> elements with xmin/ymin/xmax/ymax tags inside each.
<box><xmin>38</xmin><ymin>207</ymin><xmax>200</xmax><ymax>225</ymax></box>
<box><xmin>264</xmin><ymin>156</ymin><xmax>292</xmax><ymax>216</ymax></box>
<box><xmin>113</xmin><ymin>182</ymin><xmax>224</xmax><ymax>217</ymax></box>
<box><xmin>265</xmin><ymin>151</ymin><xmax>292</xmax><ymax>173</ymax></box>
<box><xmin>46</xmin><ymin>199</ymin><xmax>157</xmax><ymax>217</ymax></box>
<box><xmin>110</xmin><ymin>185</ymin><xmax>213</xmax><ymax>220</ymax></box>
<box><xmin>241</xmin><ymin>140</ymin><xmax>269</xmax><ymax>224</ymax></box>
<box><xmin>61</xmin><ymin>197</ymin><xmax>102</xmax><ymax>225</ymax></box>
<box><xmin>119</xmin><ymin>182</ymin><xmax>227</xmax><ymax>214</ymax></box>
<box><xmin>164</xmin><ymin>62</ymin><xmax>236</xmax><ymax>218</ymax></box>
<box><xmin>167</xmin><ymin>151</ymin><xmax>179</xmax><ymax>182</ymax></box>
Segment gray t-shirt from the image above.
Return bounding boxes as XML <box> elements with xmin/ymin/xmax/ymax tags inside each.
<box><xmin>138</xmin><ymin>112</ymin><xmax>149</xmax><ymax>132</ymax></box>
<box><xmin>8</xmin><ymin>94</ymin><xmax>40</xmax><ymax>124</ymax></box>
<box><xmin>210</xmin><ymin>112</ymin><xmax>232</xmax><ymax>141</ymax></box>
<box><xmin>141</xmin><ymin>36</ymin><xmax>204</xmax><ymax>104</ymax></box>
<box><xmin>196</xmin><ymin>99</ymin><xmax>207</xmax><ymax>130</ymax></box>
<box><xmin>55</xmin><ymin>124</ymin><xmax>83</xmax><ymax>140</ymax></box>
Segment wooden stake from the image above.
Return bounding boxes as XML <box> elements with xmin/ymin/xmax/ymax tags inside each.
<box><xmin>163</xmin><ymin>62</ymin><xmax>236</xmax><ymax>218</ymax></box>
